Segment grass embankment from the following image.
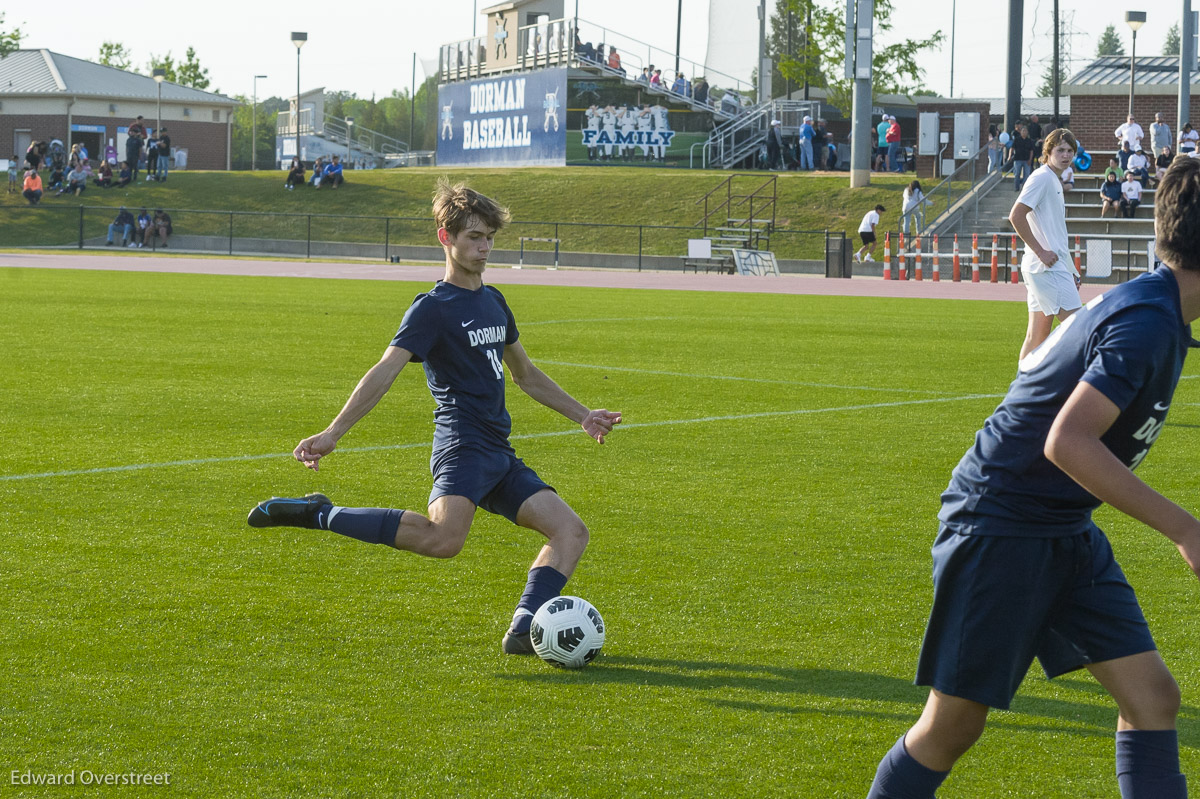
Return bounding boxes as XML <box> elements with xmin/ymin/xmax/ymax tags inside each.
<box><xmin>1</xmin><ymin>167</ymin><xmax>946</xmax><ymax>259</ymax></box>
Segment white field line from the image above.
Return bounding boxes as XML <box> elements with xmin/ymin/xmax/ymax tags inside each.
<box><xmin>537</xmin><ymin>360</ymin><xmax>957</xmax><ymax>395</ymax></box>
<box><xmin>1</xmin><ymin>393</ymin><xmax>1002</xmax><ymax>483</ymax></box>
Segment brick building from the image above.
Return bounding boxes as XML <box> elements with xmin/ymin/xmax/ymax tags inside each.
<box><xmin>1065</xmin><ymin>56</ymin><xmax>1199</xmax><ymax>155</ymax></box>
<box><xmin>0</xmin><ymin>49</ymin><xmax>238</xmax><ymax>170</ymax></box>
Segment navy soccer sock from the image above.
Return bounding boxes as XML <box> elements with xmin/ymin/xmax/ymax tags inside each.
<box><xmin>866</xmin><ymin>735</ymin><xmax>951</xmax><ymax>799</ymax></box>
<box><xmin>509</xmin><ymin>565</ymin><xmax>569</xmax><ymax>634</ymax></box>
<box><xmin>1116</xmin><ymin>729</ymin><xmax>1187</xmax><ymax>798</ymax></box>
<box><xmin>316</xmin><ymin>505</ymin><xmax>403</xmax><ymax>547</ymax></box>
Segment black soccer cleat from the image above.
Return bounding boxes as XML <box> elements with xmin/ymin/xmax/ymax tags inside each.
<box><xmin>501</xmin><ymin>628</ymin><xmax>537</xmax><ymax>655</ymax></box>
<box><xmin>247</xmin><ymin>493</ymin><xmax>331</xmax><ymax>529</ymax></box>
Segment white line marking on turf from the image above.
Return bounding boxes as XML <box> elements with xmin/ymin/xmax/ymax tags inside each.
<box><xmin>1</xmin><ymin>393</ymin><xmax>1002</xmax><ymax>483</ymax></box>
<box><xmin>536</xmin><ymin>360</ymin><xmax>958</xmax><ymax>395</ymax></box>
<box><xmin>523</xmin><ymin>316</ymin><xmax>681</xmax><ymax>326</ymax></box>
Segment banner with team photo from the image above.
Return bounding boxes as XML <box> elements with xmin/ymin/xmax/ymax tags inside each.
<box><xmin>565</xmin><ymin>77</ymin><xmax>710</xmax><ymax>167</ymax></box>
<box><xmin>436</xmin><ymin>67</ymin><xmax>567</xmax><ymax>167</ymax></box>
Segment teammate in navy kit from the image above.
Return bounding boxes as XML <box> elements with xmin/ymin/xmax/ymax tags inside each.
<box><xmin>867</xmin><ymin>156</ymin><xmax>1200</xmax><ymax>798</ymax></box>
<box><xmin>248</xmin><ymin>180</ymin><xmax>621</xmax><ymax>655</ymax></box>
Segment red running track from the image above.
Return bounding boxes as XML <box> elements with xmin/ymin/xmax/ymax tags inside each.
<box><xmin>0</xmin><ymin>251</ymin><xmax>1111</xmax><ymax>303</ymax></box>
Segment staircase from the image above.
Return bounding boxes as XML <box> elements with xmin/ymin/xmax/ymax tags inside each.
<box><xmin>695</xmin><ymin>174</ymin><xmax>777</xmax><ymax>263</ymax></box>
<box><xmin>700</xmin><ymin>99</ymin><xmax>822</xmax><ymax>170</ymax></box>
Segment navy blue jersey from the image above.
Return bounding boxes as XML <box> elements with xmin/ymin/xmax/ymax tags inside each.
<box><xmin>940</xmin><ymin>266</ymin><xmax>1191</xmax><ymax>536</ymax></box>
<box><xmin>390</xmin><ymin>281</ymin><xmax>520</xmax><ymax>451</ymax></box>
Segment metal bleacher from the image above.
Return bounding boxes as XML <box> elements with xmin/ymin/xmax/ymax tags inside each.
<box><xmin>437</xmin><ymin>15</ymin><xmax>811</xmax><ymax>170</ymax></box>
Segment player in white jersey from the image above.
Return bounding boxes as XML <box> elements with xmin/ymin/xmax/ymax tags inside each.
<box><xmin>1009</xmin><ymin>128</ymin><xmax>1082</xmax><ymax>360</ymax></box>
<box><xmin>635</xmin><ymin>105</ymin><xmax>654</xmax><ymax>161</ymax></box>
<box><xmin>617</xmin><ymin>105</ymin><xmax>637</xmax><ymax>161</ymax></box>
<box><xmin>650</xmin><ymin>102</ymin><xmax>670</xmax><ymax>162</ymax></box>
<box><xmin>600</xmin><ymin>104</ymin><xmax>618</xmax><ymax>160</ymax></box>
<box><xmin>584</xmin><ymin>105</ymin><xmax>600</xmax><ymax>161</ymax></box>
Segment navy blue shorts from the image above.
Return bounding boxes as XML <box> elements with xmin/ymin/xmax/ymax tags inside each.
<box><xmin>429</xmin><ymin>445</ymin><xmax>553</xmax><ymax>524</ymax></box>
<box><xmin>915</xmin><ymin>523</ymin><xmax>1155</xmax><ymax>710</ymax></box>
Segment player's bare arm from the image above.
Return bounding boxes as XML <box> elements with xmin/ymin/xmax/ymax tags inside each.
<box><xmin>1045</xmin><ymin>381</ymin><xmax>1200</xmax><ymax>578</ymax></box>
<box><xmin>294</xmin><ymin>345</ymin><xmax>413</xmax><ymax>470</ymax></box>
<box><xmin>502</xmin><ymin>340</ymin><xmax>621</xmax><ymax>444</ymax></box>
<box><xmin>1008</xmin><ymin>203</ymin><xmax>1058</xmax><ymax>268</ymax></box>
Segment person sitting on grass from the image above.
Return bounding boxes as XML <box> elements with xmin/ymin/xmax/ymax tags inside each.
<box><xmin>285</xmin><ymin>156</ymin><xmax>304</xmax><ymax>190</ymax></box>
<box><xmin>143</xmin><ymin>209</ymin><xmax>172</xmax><ymax>248</ymax></box>
<box><xmin>106</xmin><ymin>207</ymin><xmax>135</xmax><ymax>246</ymax></box>
<box><xmin>93</xmin><ymin>160</ymin><xmax>113</xmax><ymax>188</ymax></box>
<box><xmin>61</xmin><ymin>163</ymin><xmax>87</xmax><ymax>196</ymax></box>
<box><xmin>46</xmin><ymin>163</ymin><xmax>65</xmax><ymax>192</ymax></box>
<box><xmin>114</xmin><ymin>161</ymin><xmax>132</xmax><ymax>188</ymax></box>
<box><xmin>308</xmin><ymin>156</ymin><xmax>325</xmax><ymax>187</ymax></box>
<box><xmin>317</xmin><ymin>154</ymin><xmax>344</xmax><ymax>189</ymax></box>
<box><xmin>22</xmin><ymin>168</ymin><xmax>43</xmax><ymax>205</ymax></box>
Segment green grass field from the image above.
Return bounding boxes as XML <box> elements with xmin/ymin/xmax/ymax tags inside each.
<box><xmin>3</xmin><ymin>266</ymin><xmax>1199</xmax><ymax>798</ymax></box>
<box><xmin>0</xmin><ymin>168</ymin><xmax>951</xmax><ymax>261</ymax></box>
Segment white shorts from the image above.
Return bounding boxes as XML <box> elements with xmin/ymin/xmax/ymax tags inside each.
<box><xmin>1022</xmin><ymin>268</ymin><xmax>1081</xmax><ymax>315</ymax></box>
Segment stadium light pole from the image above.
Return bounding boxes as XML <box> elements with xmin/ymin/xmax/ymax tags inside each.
<box><xmin>1126</xmin><ymin>11</ymin><xmax>1147</xmax><ymax>117</ymax></box>
<box><xmin>292</xmin><ymin>32</ymin><xmax>307</xmax><ymax>166</ymax></box>
<box><xmin>152</xmin><ymin>68</ymin><xmax>165</xmax><ymax>138</ymax></box>
<box><xmin>252</xmin><ymin>74</ymin><xmax>267</xmax><ymax>171</ymax></box>
<box><xmin>1179</xmin><ymin>0</ymin><xmax>1194</xmax><ymax>136</ymax></box>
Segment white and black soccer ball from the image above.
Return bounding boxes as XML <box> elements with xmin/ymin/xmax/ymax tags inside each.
<box><xmin>530</xmin><ymin>596</ymin><xmax>605</xmax><ymax>668</ymax></box>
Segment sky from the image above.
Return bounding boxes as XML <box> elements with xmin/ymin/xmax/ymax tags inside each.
<box><xmin>4</xmin><ymin>0</ymin><xmax>1190</xmax><ymax>103</ymax></box>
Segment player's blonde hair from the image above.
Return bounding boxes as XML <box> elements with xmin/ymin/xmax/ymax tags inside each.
<box><xmin>432</xmin><ymin>178</ymin><xmax>511</xmax><ymax>237</ymax></box>
<box><xmin>1040</xmin><ymin>128</ymin><xmax>1078</xmax><ymax>165</ymax></box>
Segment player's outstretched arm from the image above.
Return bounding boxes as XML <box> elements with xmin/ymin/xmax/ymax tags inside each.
<box><xmin>502</xmin><ymin>341</ymin><xmax>621</xmax><ymax>444</ymax></box>
<box><xmin>294</xmin><ymin>345</ymin><xmax>413</xmax><ymax>471</ymax></box>
<box><xmin>1046</xmin><ymin>381</ymin><xmax>1200</xmax><ymax>579</ymax></box>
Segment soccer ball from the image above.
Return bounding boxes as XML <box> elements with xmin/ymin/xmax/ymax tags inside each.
<box><xmin>530</xmin><ymin>596</ymin><xmax>605</xmax><ymax>668</ymax></box>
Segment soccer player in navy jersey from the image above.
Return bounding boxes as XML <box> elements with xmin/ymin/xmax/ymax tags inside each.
<box><xmin>867</xmin><ymin>156</ymin><xmax>1200</xmax><ymax>798</ymax></box>
<box><xmin>248</xmin><ymin>180</ymin><xmax>621</xmax><ymax>655</ymax></box>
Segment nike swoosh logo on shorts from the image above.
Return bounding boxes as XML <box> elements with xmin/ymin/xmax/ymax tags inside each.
<box><xmin>1155</xmin><ymin>402</ymin><xmax>1170</xmax><ymax>411</ymax></box>
<box><xmin>461</xmin><ymin>320</ymin><xmax>474</xmax><ymax>327</ymax></box>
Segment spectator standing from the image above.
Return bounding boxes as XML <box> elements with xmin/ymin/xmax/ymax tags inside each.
<box><xmin>155</xmin><ymin>128</ymin><xmax>171</xmax><ymax>182</ymax></box>
<box><xmin>886</xmin><ymin>116</ymin><xmax>902</xmax><ymax>172</ymax></box>
<box><xmin>1115</xmin><ymin>114</ymin><xmax>1145</xmax><ymax>152</ymax></box>
<box><xmin>1151</xmin><ymin>112</ymin><xmax>1172</xmax><ymax>155</ymax></box>
<box><xmin>1179</xmin><ymin>121</ymin><xmax>1198</xmax><ymax>155</ymax></box>
<box><xmin>986</xmin><ymin>124</ymin><xmax>1003</xmax><ymax>173</ymax></box>
<box><xmin>106</xmin><ymin>207</ymin><xmax>135</xmax><ymax>246</ymax></box>
<box><xmin>693</xmin><ymin>77</ymin><xmax>709</xmax><ymax>106</ymax></box>
<box><xmin>22</xmin><ymin>168</ymin><xmax>42</xmax><ymax>205</ymax></box>
<box><xmin>798</xmin><ymin>116</ymin><xmax>816</xmax><ymax>170</ymax></box>
<box><xmin>1120</xmin><ymin>170</ymin><xmax>1143</xmax><ymax>218</ymax></box>
<box><xmin>901</xmin><ymin>180</ymin><xmax>930</xmax><ymax>235</ymax></box>
<box><xmin>7</xmin><ymin>155</ymin><xmax>16</xmax><ymax>193</ymax></box>
<box><xmin>766</xmin><ymin>119</ymin><xmax>784</xmax><ymax>170</ymax></box>
<box><xmin>606</xmin><ymin>47</ymin><xmax>624</xmax><ymax>76</ymax></box>
<box><xmin>1011</xmin><ymin>126</ymin><xmax>1036</xmax><ymax>191</ymax></box>
<box><xmin>146</xmin><ymin>133</ymin><xmax>159</xmax><ymax>180</ymax></box>
<box><xmin>1099</xmin><ymin>170</ymin><xmax>1123</xmax><ymax>217</ymax></box>
<box><xmin>875</xmin><ymin>116</ymin><xmax>890</xmax><ymax>171</ymax></box>
<box><xmin>1026</xmin><ymin>114</ymin><xmax>1043</xmax><ymax>149</ymax></box>
<box><xmin>813</xmin><ymin>119</ymin><xmax>828</xmax><ymax>170</ymax></box>
<box><xmin>670</xmin><ymin>72</ymin><xmax>685</xmax><ymax>94</ymax></box>
<box><xmin>854</xmin><ymin>204</ymin><xmax>886</xmax><ymax>263</ymax></box>
<box><xmin>24</xmin><ymin>140</ymin><xmax>47</xmax><ymax>172</ymax></box>
<box><xmin>636</xmin><ymin>67</ymin><xmax>649</xmax><ymax>85</ymax></box>
<box><xmin>126</xmin><ymin>116</ymin><xmax>146</xmax><ymax>180</ymax></box>
<box><xmin>649</xmin><ymin>68</ymin><xmax>662</xmax><ymax>87</ymax></box>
